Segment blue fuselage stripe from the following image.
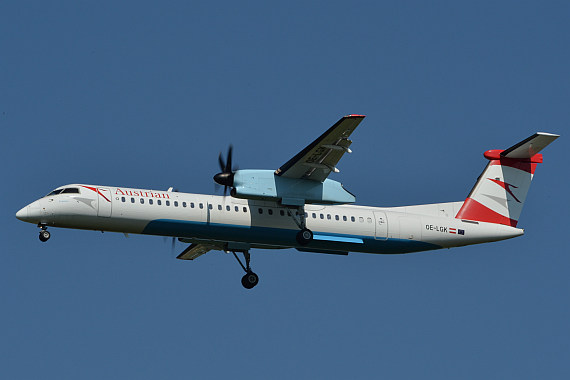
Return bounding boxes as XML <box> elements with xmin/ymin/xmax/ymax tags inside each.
<box><xmin>313</xmin><ymin>234</ymin><xmax>364</xmax><ymax>244</ymax></box>
<box><xmin>141</xmin><ymin>219</ymin><xmax>442</xmax><ymax>254</ymax></box>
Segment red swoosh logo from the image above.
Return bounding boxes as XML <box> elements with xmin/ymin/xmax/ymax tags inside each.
<box><xmin>81</xmin><ymin>185</ymin><xmax>111</xmax><ymax>202</ymax></box>
<box><xmin>488</xmin><ymin>179</ymin><xmax>521</xmax><ymax>203</ymax></box>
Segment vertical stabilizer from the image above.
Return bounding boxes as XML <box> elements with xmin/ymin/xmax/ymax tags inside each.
<box><xmin>456</xmin><ymin>132</ymin><xmax>559</xmax><ymax>227</ymax></box>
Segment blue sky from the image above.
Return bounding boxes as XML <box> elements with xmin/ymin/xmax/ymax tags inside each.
<box><xmin>1</xmin><ymin>1</ymin><xmax>569</xmax><ymax>378</ymax></box>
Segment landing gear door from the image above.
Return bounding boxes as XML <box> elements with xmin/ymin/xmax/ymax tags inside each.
<box><xmin>374</xmin><ymin>211</ymin><xmax>388</xmax><ymax>240</ymax></box>
<box><xmin>97</xmin><ymin>188</ymin><xmax>112</xmax><ymax>217</ymax></box>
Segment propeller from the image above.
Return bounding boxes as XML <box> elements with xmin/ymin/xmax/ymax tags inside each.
<box><xmin>214</xmin><ymin>145</ymin><xmax>237</xmax><ymax>195</ymax></box>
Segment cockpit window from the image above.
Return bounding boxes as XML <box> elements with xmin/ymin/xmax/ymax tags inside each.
<box><xmin>45</xmin><ymin>187</ymin><xmax>80</xmax><ymax>197</ymax></box>
<box><xmin>46</xmin><ymin>189</ymin><xmax>64</xmax><ymax>196</ymax></box>
<box><xmin>61</xmin><ymin>188</ymin><xmax>80</xmax><ymax>194</ymax></box>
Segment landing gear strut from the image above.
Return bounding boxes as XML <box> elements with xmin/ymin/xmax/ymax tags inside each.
<box><xmin>38</xmin><ymin>224</ymin><xmax>50</xmax><ymax>242</ymax></box>
<box><xmin>286</xmin><ymin>207</ymin><xmax>313</xmax><ymax>245</ymax></box>
<box><xmin>232</xmin><ymin>251</ymin><xmax>259</xmax><ymax>289</ymax></box>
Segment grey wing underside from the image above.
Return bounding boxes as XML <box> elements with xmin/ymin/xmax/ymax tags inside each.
<box><xmin>176</xmin><ymin>243</ymin><xmax>220</xmax><ymax>260</ymax></box>
<box><xmin>274</xmin><ymin>115</ymin><xmax>365</xmax><ymax>182</ymax></box>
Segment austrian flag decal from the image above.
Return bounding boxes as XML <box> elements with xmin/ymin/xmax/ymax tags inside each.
<box><xmin>449</xmin><ymin>228</ymin><xmax>465</xmax><ymax>235</ymax></box>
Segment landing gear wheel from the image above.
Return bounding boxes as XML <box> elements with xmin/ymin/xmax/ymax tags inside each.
<box><xmin>241</xmin><ymin>272</ymin><xmax>259</xmax><ymax>289</ymax></box>
<box><xmin>232</xmin><ymin>251</ymin><xmax>260</xmax><ymax>289</ymax></box>
<box><xmin>296</xmin><ymin>228</ymin><xmax>313</xmax><ymax>245</ymax></box>
<box><xmin>39</xmin><ymin>230</ymin><xmax>50</xmax><ymax>242</ymax></box>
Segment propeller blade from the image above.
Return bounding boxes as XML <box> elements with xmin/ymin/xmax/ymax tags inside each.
<box><xmin>225</xmin><ymin>145</ymin><xmax>233</xmax><ymax>173</ymax></box>
<box><xmin>218</xmin><ymin>153</ymin><xmax>225</xmax><ymax>172</ymax></box>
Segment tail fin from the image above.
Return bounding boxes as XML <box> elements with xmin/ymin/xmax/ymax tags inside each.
<box><xmin>456</xmin><ymin>132</ymin><xmax>559</xmax><ymax>227</ymax></box>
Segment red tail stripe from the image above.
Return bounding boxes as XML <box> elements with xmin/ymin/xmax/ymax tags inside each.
<box><xmin>456</xmin><ymin>198</ymin><xmax>518</xmax><ymax>227</ymax></box>
<box><xmin>488</xmin><ymin>159</ymin><xmax>538</xmax><ymax>174</ymax></box>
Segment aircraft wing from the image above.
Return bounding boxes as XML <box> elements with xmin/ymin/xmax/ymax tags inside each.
<box><xmin>274</xmin><ymin>115</ymin><xmax>365</xmax><ymax>182</ymax></box>
<box><xmin>176</xmin><ymin>243</ymin><xmax>219</xmax><ymax>260</ymax></box>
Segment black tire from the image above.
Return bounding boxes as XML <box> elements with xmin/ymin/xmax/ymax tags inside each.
<box><xmin>296</xmin><ymin>228</ymin><xmax>313</xmax><ymax>245</ymax></box>
<box><xmin>39</xmin><ymin>230</ymin><xmax>50</xmax><ymax>242</ymax></box>
<box><xmin>241</xmin><ymin>272</ymin><xmax>259</xmax><ymax>289</ymax></box>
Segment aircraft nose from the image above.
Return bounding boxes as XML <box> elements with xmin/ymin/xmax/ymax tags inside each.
<box><xmin>16</xmin><ymin>206</ymin><xmax>28</xmax><ymax>221</ymax></box>
<box><xmin>16</xmin><ymin>200</ymin><xmax>44</xmax><ymax>223</ymax></box>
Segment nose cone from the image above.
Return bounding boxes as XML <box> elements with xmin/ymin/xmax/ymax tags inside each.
<box><xmin>16</xmin><ymin>200</ymin><xmax>44</xmax><ymax>223</ymax></box>
<box><xmin>16</xmin><ymin>206</ymin><xmax>28</xmax><ymax>221</ymax></box>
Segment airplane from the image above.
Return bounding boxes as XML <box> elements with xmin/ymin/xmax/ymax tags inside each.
<box><xmin>15</xmin><ymin>115</ymin><xmax>559</xmax><ymax>289</ymax></box>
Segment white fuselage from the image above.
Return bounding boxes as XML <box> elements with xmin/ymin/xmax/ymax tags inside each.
<box><xmin>16</xmin><ymin>184</ymin><xmax>524</xmax><ymax>255</ymax></box>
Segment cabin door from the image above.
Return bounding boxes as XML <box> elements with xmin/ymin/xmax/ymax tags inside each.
<box><xmin>97</xmin><ymin>188</ymin><xmax>112</xmax><ymax>217</ymax></box>
<box><xmin>373</xmin><ymin>211</ymin><xmax>388</xmax><ymax>240</ymax></box>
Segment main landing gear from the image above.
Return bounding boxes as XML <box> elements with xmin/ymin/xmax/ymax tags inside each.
<box><xmin>38</xmin><ymin>224</ymin><xmax>50</xmax><ymax>242</ymax></box>
<box><xmin>232</xmin><ymin>251</ymin><xmax>259</xmax><ymax>289</ymax></box>
<box><xmin>286</xmin><ymin>207</ymin><xmax>313</xmax><ymax>245</ymax></box>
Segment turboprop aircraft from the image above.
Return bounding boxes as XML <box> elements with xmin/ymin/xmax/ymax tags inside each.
<box><xmin>16</xmin><ymin>115</ymin><xmax>559</xmax><ymax>289</ymax></box>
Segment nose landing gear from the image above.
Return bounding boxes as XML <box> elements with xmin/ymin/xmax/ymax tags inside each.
<box><xmin>38</xmin><ymin>224</ymin><xmax>50</xmax><ymax>242</ymax></box>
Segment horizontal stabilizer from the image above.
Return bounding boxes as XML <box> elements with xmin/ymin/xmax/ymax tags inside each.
<box><xmin>501</xmin><ymin>132</ymin><xmax>559</xmax><ymax>159</ymax></box>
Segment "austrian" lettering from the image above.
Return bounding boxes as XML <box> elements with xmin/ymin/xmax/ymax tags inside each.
<box><xmin>115</xmin><ymin>188</ymin><xmax>170</xmax><ymax>199</ymax></box>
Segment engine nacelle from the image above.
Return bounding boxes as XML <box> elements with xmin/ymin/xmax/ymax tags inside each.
<box><xmin>231</xmin><ymin>170</ymin><xmax>355</xmax><ymax>205</ymax></box>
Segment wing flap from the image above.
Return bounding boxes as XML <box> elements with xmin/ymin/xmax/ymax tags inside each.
<box><xmin>176</xmin><ymin>243</ymin><xmax>218</xmax><ymax>260</ymax></box>
<box><xmin>275</xmin><ymin>115</ymin><xmax>365</xmax><ymax>182</ymax></box>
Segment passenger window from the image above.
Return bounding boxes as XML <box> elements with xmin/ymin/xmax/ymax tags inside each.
<box><xmin>312</xmin><ymin>213</ymin><xmax>316</xmax><ymax>219</ymax></box>
<box><xmin>268</xmin><ymin>209</ymin><xmax>273</xmax><ymax>215</ymax></box>
<box><xmin>258</xmin><ymin>208</ymin><xmax>263</xmax><ymax>214</ymax></box>
<box><xmin>351</xmin><ymin>216</ymin><xmax>355</xmax><ymax>222</ymax></box>
<box><xmin>183</xmin><ymin>202</ymin><xmax>187</xmax><ymax>207</ymax></box>
<box><xmin>243</xmin><ymin>207</ymin><xmax>247</xmax><ymax>212</ymax></box>
<box><xmin>343</xmin><ymin>216</ymin><xmax>347</xmax><ymax>221</ymax></box>
<box><xmin>367</xmin><ymin>217</ymin><xmax>372</xmax><ymax>223</ymax></box>
<box><xmin>166</xmin><ymin>201</ymin><xmax>170</xmax><ymax>206</ymax></box>
<box><xmin>174</xmin><ymin>201</ymin><xmax>178</xmax><ymax>207</ymax></box>
<box><xmin>320</xmin><ymin>214</ymin><xmax>324</xmax><ymax>219</ymax></box>
<box><xmin>235</xmin><ymin>206</ymin><xmax>239</xmax><ymax>212</ymax></box>
<box><xmin>280</xmin><ymin>210</ymin><xmax>285</xmax><ymax>216</ymax></box>
<box><xmin>149</xmin><ymin>199</ymin><xmax>153</xmax><ymax>205</ymax></box>
<box><xmin>121</xmin><ymin>197</ymin><xmax>125</xmax><ymax>202</ymax></box>
<box><xmin>191</xmin><ymin>202</ymin><xmax>195</xmax><ymax>208</ymax></box>
<box><xmin>335</xmin><ymin>215</ymin><xmax>339</xmax><ymax>221</ymax></box>
<box><xmin>218</xmin><ymin>205</ymin><xmax>222</xmax><ymax>210</ymax></box>
<box><xmin>327</xmin><ymin>214</ymin><xmax>331</xmax><ymax>220</ymax></box>
<box><xmin>200</xmin><ymin>203</ymin><xmax>204</xmax><ymax>209</ymax></box>
<box><xmin>140</xmin><ymin>198</ymin><xmax>144</xmax><ymax>204</ymax></box>
<box><xmin>158</xmin><ymin>200</ymin><xmax>162</xmax><ymax>205</ymax></box>
<box><xmin>226</xmin><ymin>205</ymin><xmax>230</xmax><ymax>211</ymax></box>
<box><xmin>359</xmin><ymin>217</ymin><xmax>364</xmax><ymax>223</ymax></box>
